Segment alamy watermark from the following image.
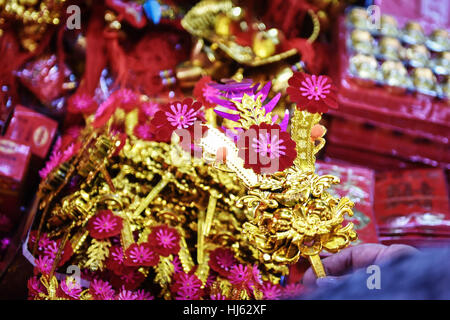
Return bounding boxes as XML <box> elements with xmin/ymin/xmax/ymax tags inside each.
<box><xmin>66</xmin><ymin>5</ymin><xmax>81</xmax><ymax>30</ymax></box>
<box><xmin>366</xmin><ymin>264</ymin><xmax>381</xmax><ymax>290</ymax></box>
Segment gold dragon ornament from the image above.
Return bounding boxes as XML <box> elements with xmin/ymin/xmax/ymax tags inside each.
<box><xmin>200</xmin><ymin>93</ymin><xmax>357</xmax><ymax>278</ymax></box>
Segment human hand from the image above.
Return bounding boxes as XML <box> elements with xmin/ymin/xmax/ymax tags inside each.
<box><xmin>303</xmin><ymin>243</ymin><xmax>419</xmax><ymax>288</ymax></box>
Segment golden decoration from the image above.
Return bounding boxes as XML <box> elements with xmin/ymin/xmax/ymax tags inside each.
<box><xmin>200</xmin><ymin>98</ymin><xmax>357</xmax><ymax>278</ymax></box>
<box><xmin>181</xmin><ymin>0</ymin><xmax>298</xmax><ymax>67</ymax></box>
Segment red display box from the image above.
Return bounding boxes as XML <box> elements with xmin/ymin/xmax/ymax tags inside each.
<box><xmin>5</xmin><ymin>105</ymin><xmax>58</xmax><ymax>159</ymax></box>
<box><xmin>374</xmin><ymin>168</ymin><xmax>450</xmax><ymax>237</ymax></box>
<box><xmin>326</xmin><ymin>117</ymin><xmax>450</xmax><ymax>169</ymax></box>
<box><xmin>0</xmin><ymin>138</ymin><xmax>31</xmax><ymax>224</ymax></box>
<box><xmin>316</xmin><ymin>161</ymin><xmax>379</xmax><ymax>245</ymax></box>
<box><xmin>331</xmin><ymin>4</ymin><xmax>450</xmax><ymax>144</ymax></box>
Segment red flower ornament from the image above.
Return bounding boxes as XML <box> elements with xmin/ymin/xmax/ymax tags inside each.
<box><xmin>124</xmin><ymin>243</ymin><xmax>159</xmax><ymax>267</ymax></box>
<box><xmin>133</xmin><ymin>122</ymin><xmax>154</xmax><ymax>141</ymax></box>
<box><xmin>89</xmin><ymin>279</ymin><xmax>116</xmax><ymax>300</ymax></box>
<box><xmin>209</xmin><ymin>248</ymin><xmax>236</xmax><ymax>277</ymax></box>
<box><xmin>106</xmin><ymin>245</ymin><xmax>126</xmax><ymax>275</ymax></box>
<box><xmin>150</xmin><ymin>98</ymin><xmax>203</xmax><ymax>142</ymax></box>
<box><xmin>67</xmin><ymin>94</ymin><xmax>98</xmax><ymax>115</ymax></box>
<box><xmin>87</xmin><ymin>210</ymin><xmax>123</xmax><ymax>240</ymax></box>
<box><xmin>193</xmin><ymin>76</ymin><xmax>220</xmax><ymax>109</ymax></box>
<box><xmin>110</xmin><ymin>267</ymin><xmax>145</xmax><ymax>290</ymax></box>
<box><xmin>237</xmin><ymin>123</ymin><xmax>297</xmax><ymax>174</ymax></box>
<box><xmin>287</xmin><ymin>72</ymin><xmax>337</xmax><ymax>113</ymax></box>
<box><xmin>148</xmin><ymin>225</ymin><xmax>181</xmax><ymax>257</ymax></box>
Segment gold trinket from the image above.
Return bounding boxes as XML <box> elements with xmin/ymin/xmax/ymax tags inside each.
<box><xmin>348</xmin><ymin>7</ymin><xmax>368</xmax><ymax>29</ymax></box>
<box><xmin>379</xmin><ymin>37</ymin><xmax>404</xmax><ymax>60</ymax></box>
<box><xmin>349</xmin><ymin>54</ymin><xmax>379</xmax><ymax>81</ymax></box>
<box><xmin>426</xmin><ymin>29</ymin><xmax>449</xmax><ymax>52</ymax></box>
<box><xmin>380</xmin><ymin>14</ymin><xmax>399</xmax><ymax>37</ymax></box>
<box><xmin>403</xmin><ymin>21</ymin><xmax>425</xmax><ymax>45</ymax></box>
<box><xmin>350</xmin><ymin>29</ymin><xmax>374</xmax><ymax>55</ymax></box>
<box><xmin>381</xmin><ymin>60</ymin><xmax>409</xmax><ymax>88</ymax></box>
<box><xmin>413</xmin><ymin>67</ymin><xmax>437</xmax><ymax>92</ymax></box>
<box><xmin>406</xmin><ymin>44</ymin><xmax>430</xmax><ymax>68</ymax></box>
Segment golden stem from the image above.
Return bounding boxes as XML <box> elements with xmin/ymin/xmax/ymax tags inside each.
<box><xmin>49</xmin><ymin>228</ymin><xmax>72</xmax><ymax>279</ymax></box>
<box><xmin>120</xmin><ymin>218</ymin><xmax>134</xmax><ymax>250</ymax></box>
<box><xmin>133</xmin><ymin>172</ymin><xmax>172</xmax><ymax>217</ymax></box>
<box><xmin>291</xmin><ymin>109</ymin><xmax>321</xmax><ymax>171</ymax></box>
<box><xmin>100</xmin><ymin>165</ymin><xmax>116</xmax><ymax>192</ymax></box>
<box><xmin>178</xmin><ymin>237</ymin><xmax>194</xmax><ymax>273</ymax></box>
<box><xmin>203</xmin><ymin>189</ymin><xmax>219</xmax><ymax>237</ymax></box>
<box><xmin>197</xmin><ymin>209</ymin><xmax>205</xmax><ymax>264</ymax></box>
<box><xmin>205</xmin><ymin>108</ymin><xmax>217</xmax><ymax>127</ymax></box>
<box><xmin>308</xmin><ymin>254</ymin><xmax>326</xmax><ymax>278</ymax></box>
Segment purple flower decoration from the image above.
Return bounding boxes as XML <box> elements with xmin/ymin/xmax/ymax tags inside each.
<box><xmin>211</xmin><ymin>80</ymin><xmax>288</xmax><ymax>131</ymax></box>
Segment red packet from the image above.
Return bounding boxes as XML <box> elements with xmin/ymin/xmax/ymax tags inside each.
<box><xmin>16</xmin><ymin>54</ymin><xmax>75</xmax><ymax>106</ymax></box>
<box><xmin>323</xmin><ymin>144</ymin><xmax>424</xmax><ymax>171</ymax></box>
<box><xmin>331</xmin><ymin>0</ymin><xmax>450</xmax><ymax>144</ymax></box>
<box><xmin>0</xmin><ymin>138</ymin><xmax>31</xmax><ymax>223</ymax></box>
<box><xmin>316</xmin><ymin>161</ymin><xmax>379</xmax><ymax>245</ymax></box>
<box><xmin>5</xmin><ymin>105</ymin><xmax>58</xmax><ymax>159</ymax></box>
<box><xmin>326</xmin><ymin>117</ymin><xmax>450</xmax><ymax>169</ymax></box>
<box><xmin>374</xmin><ymin>168</ymin><xmax>450</xmax><ymax>235</ymax></box>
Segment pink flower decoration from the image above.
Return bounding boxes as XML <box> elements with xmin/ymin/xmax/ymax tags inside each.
<box><xmin>211</xmin><ymin>293</ymin><xmax>227</xmax><ymax>300</ymax></box>
<box><xmin>228</xmin><ymin>264</ymin><xmax>251</xmax><ymax>288</ymax></box>
<box><xmin>134</xmin><ymin>123</ymin><xmax>154</xmax><ymax>140</ymax></box>
<box><xmin>106</xmin><ymin>245</ymin><xmax>125</xmax><ymax>275</ymax></box>
<box><xmin>171</xmin><ymin>272</ymin><xmax>202</xmax><ymax>297</ymax></box>
<box><xmin>111</xmin><ymin>267</ymin><xmax>145</xmax><ymax>290</ymax></box>
<box><xmin>175</xmin><ymin>287</ymin><xmax>201</xmax><ymax>300</ymax></box>
<box><xmin>172</xmin><ymin>255</ymin><xmax>183</xmax><ymax>273</ymax></box>
<box><xmin>193</xmin><ymin>76</ymin><xmax>219</xmax><ymax>109</ymax></box>
<box><xmin>34</xmin><ymin>255</ymin><xmax>54</xmax><ymax>275</ymax></box>
<box><xmin>237</xmin><ymin>123</ymin><xmax>297</xmax><ymax>174</ymax></box>
<box><xmin>44</xmin><ymin>240</ymin><xmax>73</xmax><ymax>266</ymax></box>
<box><xmin>135</xmin><ymin>289</ymin><xmax>154</xmax><ymax>300</ymax></box>
<box><xmin>93</xmin><ymin>96</ymin><xmax>116</xmax><ymax>128</ymax></box>
<box><xmin>287</xmin><ymin>72</ymin><xmax>338</xmax><ymax>114</ymax></box>
<box><xmin>67</xmin><ymin>93</ymin><xmax>98</xmax><ymax>115</ymax></box>
<box><xmin>89</xmin><ymin>279</ymin><xmax>115</xmax><ymax>300</ymax></box>
<box><xmin>60</xmin><ymin>142</ymin><xmax>81</xmax><ymax>163</ymax></box>
<box><xmin>150</xmin><ymin>98</ymin><xmax>203</xmax><ymax>142</ymax></box>
<box><xmin>179</xmin><ymin>273</ymin><xmax>202</xmax><ymax>292</ymax></box>
<box><xmin>140</xmin><ymin>101</ymin><xmax>159</xmax><ymax>118</ymax></box>
<box><xmin>148</xmin><ymin>225</ymin><xmax>180</xmax><ymax>257</ymax></box>
<box><xmin>253</xmin><ymin>132</ymin><xmax>285</xmax><ymax>159</ymax></box>
<box><xmin>282</xmin><ymin>283</ymin><xmax>305</xmax><ymax>298</ymax></box>
<box><xmin>202</xmin><ymin>85</ymin><xmax>220</xmax><ymax>105</ymax></box>
<box><xmin>249</xmin><ymin>264</ymin><xmax>263</xmax><ymax>290</ymax></box>
<box><xmin>206</xmin><ymin>274</ymin><xmax>216</xmax><ymax>287</ymax></box>
<box><xmin>261</xmin><ymin>282</ymin><xmax>282</xmax><ymax>300</ymax></box>
<box><xmin>31</xmin><ymin>233</ymin><xmax>52</xmax><ymax>253</ymax></box>
<box><xmin>60</xmin><ymin>276</ymin><xmax>82</xmax><ymax>300</ymax></box>
<box><xmin>42</xmin><ymin>240</ymin><xmax>58</xmax><ymax>258</ymax></box>
<box><xmin>111</xmin><ymin>246</ymin><xmax>125</xmax><ymax>264</ymax></box>
<box><xmin>91</xmin><ymin>88</ymin><xmax>139</xmax><ymax>128</ymax></box>
<box><xmin>87</xmin><ymin>210</ymin><xmax>123</xmax><ymax>239</ymax></box>
<box><xmin>115</xmin><ymin>89</ymin><xmax>140</xmax><ymax>111</ymax></box>
<box><xmin>209</xmin><ymin>248</ymin><xmax>236</xmax><ymax>277</ymax></box>
<box><xmin>39</xmin><ymin>149</ymin><xmax>62</xmax><ymax>179</ymax></box>
<box><xmin>125</xmin><ymin>243</ymin><xmax>159</xmax><ymax>267</ymax></box>
<box><xmin>167</xmin><ymin>103</ymin><xmax>198</xmax><ymax>128</ymax></box>
<box><xmin>27</xmin><ymin>276</ymin><xmax>45</xmax><ymax>298</ymax></box>
<box><xmin>116</xmin><ymin>286</ymin><xmax>138</xmax><ymax>300</ymax></box>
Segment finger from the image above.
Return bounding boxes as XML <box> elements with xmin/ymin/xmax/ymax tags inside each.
<box><xmin>303</xmin><ymin>246</ymin><xmax>357</xmax><ymax>287</ymax></box>
<box><xmin>303</xmin><ymin>243</ymin><xmax>419</xmax><ymax>287</ymax></box>
<box><xmin>315</xmin><ymin>275</ymin><xmax>348</xmax><ymax>288</ymax></box>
